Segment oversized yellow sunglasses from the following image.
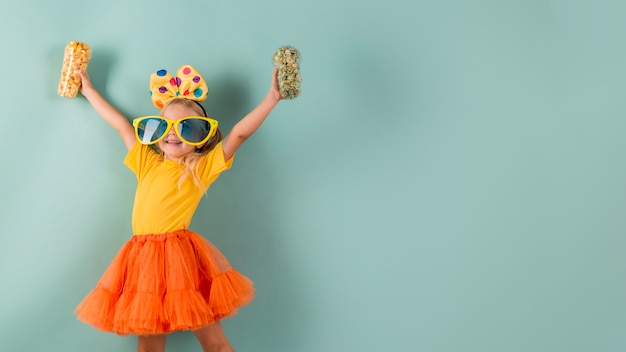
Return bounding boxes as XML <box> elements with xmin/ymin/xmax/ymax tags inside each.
<box><xmin>132</xmin><ymin>116</ymin><xmax>218</xmax><ymax>146</ymax></box>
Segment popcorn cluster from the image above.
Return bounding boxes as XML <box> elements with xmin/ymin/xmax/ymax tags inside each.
<box><xmin>58</xmin><ymin>41</ymin><xmax>92</xmax><ymax>98</ymax></box>
<box><xmin>273</xmin><ymin>46</ymin><xmax>301</xmax><ymax>99</ymax></box>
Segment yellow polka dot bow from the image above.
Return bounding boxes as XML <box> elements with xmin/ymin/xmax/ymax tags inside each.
<box><xmin>149</xmin><ymin>65</ymin><xmax>208</xmax><ymax>109</ymax></box>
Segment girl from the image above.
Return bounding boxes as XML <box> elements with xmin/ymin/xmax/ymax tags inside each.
<box><xmin>75</xmin><ymin>64</ymin><xmax>281</xmax><ymax>352</ymax></box>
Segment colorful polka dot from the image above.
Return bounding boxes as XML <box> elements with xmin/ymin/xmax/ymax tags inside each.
<box><xmin>149</xmin><ymin>65</ymin><xmax>208</xmax><ymax>109</ymax></box>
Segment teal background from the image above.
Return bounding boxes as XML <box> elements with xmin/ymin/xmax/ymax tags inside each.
<box><xmin>2</xmin><ymin>0</ymin><xmax>626</xmax><ymax>351</ymax></box>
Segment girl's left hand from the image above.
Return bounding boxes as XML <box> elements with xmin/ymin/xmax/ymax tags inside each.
<box><xmin>270</xmin><ymin>68</ymin><xmax>282</xmax><ymax>102</ymax></box>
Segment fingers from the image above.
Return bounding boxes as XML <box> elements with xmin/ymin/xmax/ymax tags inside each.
<box><xmin>270</xmin><ymin>68</ymin><xmax>281</xmax><ymax>100</ymax></box>
<box><xmin>78</xmin><ymin>69</ymin><xmax>92</xmax><ymax>94</ymax></box>
<box><xmin>78</xmin><ymin>69</ymin><xmax>89</xmax><ymax>81</ymax></box>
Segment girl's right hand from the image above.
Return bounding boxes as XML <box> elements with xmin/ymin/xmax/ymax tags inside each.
<box><xmin>78</xmin><ymin>70</ymin><xmax>95</xmax><ymax>97</ymax></box>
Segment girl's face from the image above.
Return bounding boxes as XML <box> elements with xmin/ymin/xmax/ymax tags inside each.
<box><xmin>157</xmin><ymin>104</ymin><xmax>199</xmax><ymax>161</ymax></box>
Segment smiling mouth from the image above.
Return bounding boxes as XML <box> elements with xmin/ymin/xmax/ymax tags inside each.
<box><xmin>164</xmin><ymin>139</ymin><xmax>182</xmax><ymax>144</ymax></box>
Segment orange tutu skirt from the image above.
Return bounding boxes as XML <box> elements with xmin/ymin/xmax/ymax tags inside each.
<box><xmin>75</xmin><ymin>229</ymin><xmax>255</xmax><ymax>335</ymax></box>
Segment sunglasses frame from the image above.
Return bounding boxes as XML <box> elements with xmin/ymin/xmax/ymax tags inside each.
<box><xmin>132</xmin><ymin>116</ymin><xmax>219</xmax><ymax>146</ymax></box>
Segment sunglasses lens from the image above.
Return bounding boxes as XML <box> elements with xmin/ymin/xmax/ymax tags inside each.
<box><xmin>137</xmin><ymin>117</ymin><xmax>168</xmax><ymax>144</ymax></box>
<box><xmin>177</xmin><ymin>118</ymin><xmax>212</xmax><ymax>144</ymax></box>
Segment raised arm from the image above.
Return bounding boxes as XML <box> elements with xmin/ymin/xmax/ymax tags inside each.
<box><xmin>79</xmin><ymin>70</ymin><xmax>136</xmax><ymax>150</ymax></box>
<box><xmin>222</xmin><ymin>68</ymin><xmax>282</xmax><ymax>160</ymax></box>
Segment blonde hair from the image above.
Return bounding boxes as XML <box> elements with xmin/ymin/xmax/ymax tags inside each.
<box><xmin>156</xmin><ymin>98</ymin><xmax>223</xmax><ymax>191</ymax></box>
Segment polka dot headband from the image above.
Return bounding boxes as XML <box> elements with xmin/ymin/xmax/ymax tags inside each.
<box><xmin>149</xmin><ymin>65</ymin><xmax>208</xmax><ymax>109</ymax></box>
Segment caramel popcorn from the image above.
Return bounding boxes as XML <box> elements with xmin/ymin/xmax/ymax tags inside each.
<box><xmin>58</xmin><ymin>41</ymin><xmax>92</xmax><ymax>98</ymax></box>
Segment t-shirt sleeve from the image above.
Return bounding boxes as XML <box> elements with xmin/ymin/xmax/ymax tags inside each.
<box><xmin>123</xmin><ymin>143</ymin><xmax>159</xmax><ymax>179</ymax></box>
<box><xmin>198</xmin><ymin>141</ymin><xmax>234</xmax><ymax>186</ymax></box>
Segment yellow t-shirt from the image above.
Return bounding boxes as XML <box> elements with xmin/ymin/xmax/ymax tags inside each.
<box><xmin>123</xmin><ymin>142</ymin><xmax>233</xmax><ymax>235</ymax></box>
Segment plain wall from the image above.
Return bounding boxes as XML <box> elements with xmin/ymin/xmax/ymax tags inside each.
<box><xmin>2</xmin><ymin>0</ymin><xmax>626</xmax><ymax>351</ymax></box>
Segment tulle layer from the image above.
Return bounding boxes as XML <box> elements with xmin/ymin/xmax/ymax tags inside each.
<box><xmin>75</xmin><ymin>230</ymin><xmax>255</xmax><ymax>335</ymax></box>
